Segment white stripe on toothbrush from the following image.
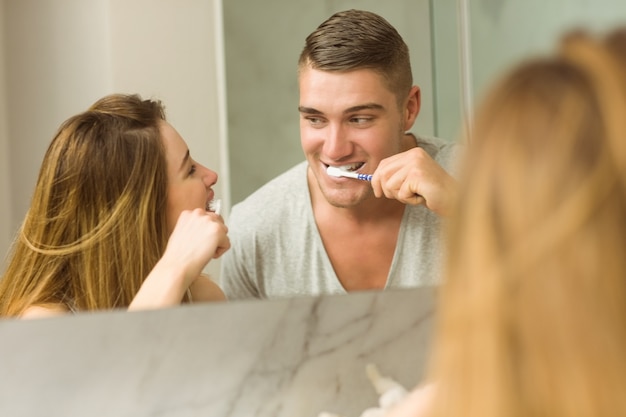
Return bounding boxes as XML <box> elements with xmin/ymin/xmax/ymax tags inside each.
<box><xmin>326</xmin><ymin>166</ymin><xmax>372</xmax><ymax>181</ymax></box>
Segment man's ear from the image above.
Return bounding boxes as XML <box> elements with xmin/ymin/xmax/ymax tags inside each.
<box><xmin>404</xmin><ymin>85</ymin><xmax>421</xmax><ymax>131</ymax></box>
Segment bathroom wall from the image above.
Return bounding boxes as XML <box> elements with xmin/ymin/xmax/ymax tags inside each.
<box><xmin>431</xmin><ymin>0</ymin><xmax>464</xmax><ymax>142</ymax></box>
<box><xmin>0</xmin><ymin>0</ymin><xmax>11</xmax><ymax>262</ymax></box>
<box><xmin>3</xmin><ymin>0</ymin><xmax>112</xmax><ymax>252</ymax></box>
<box><xmin>429</xmin><ymin>0</ymin><xmax>626</xmax><ymax>146</ymax></box>
<box><xmin>224</xmin><ymin>0</ymin><xmax>438</xmax><ymax>205</ymax></box>
<box><xmin>0</xmin><ymin>0</ymin><xmax>227</xmax><ymax>278</ymax></box>
<box><xmin>469</xmin><ymin>0</ymin><xmax>626</xmax><ymax>105</ymax></box>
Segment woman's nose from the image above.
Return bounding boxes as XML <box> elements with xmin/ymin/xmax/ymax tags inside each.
<box><xmin>200</xmin><ymin>164</ymin><xmax>218</xmax><ymax>186</ymax></box>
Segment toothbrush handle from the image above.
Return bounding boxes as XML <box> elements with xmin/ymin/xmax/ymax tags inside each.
<box><xmin>358</xmin><ymin>173</ymin><xmax>373</xmax><ymax>181</ymax></box>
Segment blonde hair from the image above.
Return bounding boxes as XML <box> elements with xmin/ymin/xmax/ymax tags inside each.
<box><xmin>0</xmin><ymin>94</ymin><xmax>175</xmax><ymax>316</ymax></box>
<box><xmin>428</xmin><ymin>29</ymin><xmax>626</xmax><ymax>416</ymax></box>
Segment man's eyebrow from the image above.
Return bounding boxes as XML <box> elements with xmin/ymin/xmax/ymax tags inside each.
<box><xmin>344</xmin><ymin>103</ymin><xmax>384</xmax><ymax>113</ymax></box>
<box><xmin>179</xmin><ymin>149</ymin><xmax>190</xmax><ymax>172</ymax></box>
<box><xmin>298</xmin><ymin>106</ymin><xmax>322</xmax><ymax>114</ymax></box>
<box><xmin>298</xmin><ymin>104</ymin><xmax>384</xmax><ymax>115</ymax></box>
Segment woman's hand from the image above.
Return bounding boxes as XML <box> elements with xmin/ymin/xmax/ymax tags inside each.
<box><xmin>161</xmin><ymin>208</ymin><xmax>230</xmax><ymax>283</ymax></box>
<box><xmin>130</xmin><ymin>208</ymin><xmax>230</xmax><ymax>310</ymax></box>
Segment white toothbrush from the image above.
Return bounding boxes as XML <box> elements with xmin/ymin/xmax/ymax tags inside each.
<box><xmin>327</xmin><ymin>166</ymin><xmax>372</xmax><ymax>181</ymax></box>
<box><xmin>207</xmin><ymin>199</ymin><xmax>222</xmax><ymax>215</ymax></box>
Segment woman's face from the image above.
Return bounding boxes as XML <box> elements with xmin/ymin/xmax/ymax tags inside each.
<box><xmin>160</xmin><ymin>121</ymin><xmax>218</xmax><ymax>234</ymax></box>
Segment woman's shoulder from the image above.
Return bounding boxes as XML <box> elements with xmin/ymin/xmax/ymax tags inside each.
<box><xmin>188</xmin><ymin>274</ymin><xmax>226</xmax><ymax>302</ymax></box>
<box><xmin>20</xmin><ymin>303</ymin><xmax>70</xmax><ymax>319</ymax></box>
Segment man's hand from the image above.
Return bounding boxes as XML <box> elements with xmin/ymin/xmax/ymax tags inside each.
<box><xmin>371</xmin><ymin>147</ymin><xmax>457</xmax><ymax>216</ymax></box>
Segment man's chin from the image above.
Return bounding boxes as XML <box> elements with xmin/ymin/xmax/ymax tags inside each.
<box><xmin>321</xmin><ymin>189</ymin><xmax>366</xmax><ymax>208</ymax></box>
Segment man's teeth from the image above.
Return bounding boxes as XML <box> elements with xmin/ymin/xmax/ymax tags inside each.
<box><xmin>336</xmin><ymin>163</ymin><xmax>364</xmax><ymax>172</ymax></box>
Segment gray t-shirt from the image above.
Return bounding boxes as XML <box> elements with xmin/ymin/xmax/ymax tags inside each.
<box><xmin>221</xmin><ymin>134</ymin><xmax>460</xmax><ymax>300</ymax></box>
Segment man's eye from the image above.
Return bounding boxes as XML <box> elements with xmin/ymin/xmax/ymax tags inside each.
<box><xmin>189</xmin><ymin>165</ymin><xmax>197</xmax><ymax>175</ymax></box>
<box><xmin>351</xmin><ymin>116</ymin><xmax>373</xmax><ymax>124</ymax></box>
<box><xmin>306</xmin><ymin>116</ymin><xmax>325</xmax><ymax>126</ymax></box>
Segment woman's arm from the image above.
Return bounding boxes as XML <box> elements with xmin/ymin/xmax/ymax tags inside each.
<box><xmin>189</xmin><ymin>274</ymin><xmax>226</xmax><ymax>302</ymax></box>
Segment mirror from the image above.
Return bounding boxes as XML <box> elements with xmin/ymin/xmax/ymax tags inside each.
<box><xmin>2</xmin><ymin>0</ymin><xmax>625</xmax><ymax>304</ymax></box>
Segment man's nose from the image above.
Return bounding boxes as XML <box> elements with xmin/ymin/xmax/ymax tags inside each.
<box><xmin>323</xmin><ymin>124</ymin><xmax>353</xmax><ymax>160</ymax></box>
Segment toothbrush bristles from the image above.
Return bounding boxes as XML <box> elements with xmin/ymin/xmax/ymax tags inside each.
<box><xmin>208</xmin><ymin>199</ymin><xmax>222</xmax><ymax>215</ymax></box>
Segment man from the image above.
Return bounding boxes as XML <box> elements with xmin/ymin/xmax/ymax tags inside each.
<box><xmin>221</xmin><ymin>9</ymin><xmax>460</xmax><ymax>299</ymax></box>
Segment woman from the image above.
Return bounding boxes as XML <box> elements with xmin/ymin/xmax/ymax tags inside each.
<box><xmin>0</xmin><ymin>94</ymin><xmax>230</xmax><ymax>318</ymax></box>
<box><xmin>388</xmin><ymin>29</ymin><xmax>626</xmax><ymax>416</ymax></box>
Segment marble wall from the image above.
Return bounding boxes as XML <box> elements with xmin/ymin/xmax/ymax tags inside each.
<box><xmin>0</xmin><ymin>286</ymin><xmax>436</xmax><ymax>417</ymax></box>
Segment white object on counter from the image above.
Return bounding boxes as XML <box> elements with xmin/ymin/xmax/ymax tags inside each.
<box><xmin>318</xmin><ymin>363</ymin><xmax>409</xmax><ymax>417</ymax></box>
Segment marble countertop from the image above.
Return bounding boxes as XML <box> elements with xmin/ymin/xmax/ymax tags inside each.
<box><xmin>0</xmin><ymin>286</ymin><xmax>436</xmax><ymax>417</ymax></box>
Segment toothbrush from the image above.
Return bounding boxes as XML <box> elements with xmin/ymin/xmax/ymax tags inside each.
<box><xmin>327</xmin><ymin>166</ymin><xmax>372</xmax><ymax>181</ymax></box>
<box><xmin>207</xmin><ymin>199</ymin><xmax>222</xmax><ymax>215</ymax></box>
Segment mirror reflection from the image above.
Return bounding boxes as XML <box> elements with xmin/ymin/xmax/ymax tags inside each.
<box><xmin>1</xmin><ymin>0</ymin><xmax>625</xmax><ymax>315</ymax></box>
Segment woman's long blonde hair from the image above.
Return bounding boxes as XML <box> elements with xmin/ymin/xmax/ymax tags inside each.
<box><xmin>0</xmin><ymin>94</ymin><xmax>172</xmax><ymax>316</ymax></box>
<box><xmin>428</xmin><ymin>29</ymin><xmax>626</xmax><ymax>416</ymax></box>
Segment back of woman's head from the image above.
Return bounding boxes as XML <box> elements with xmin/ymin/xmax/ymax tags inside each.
<box><xmin>429</xmin><ymin>29</ymin><xmax>626</xmax><ymax>417</ymax></box>
<box><xmin>0</xmin><ymin>94</ymin><xmax>169</xmax><ymax>315</ymax></box>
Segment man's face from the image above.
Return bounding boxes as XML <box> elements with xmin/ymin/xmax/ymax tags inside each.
<box><xmin>298</xmin><ymin>66</ymin><xmax>415</xmax><ymax>208</ymax></box>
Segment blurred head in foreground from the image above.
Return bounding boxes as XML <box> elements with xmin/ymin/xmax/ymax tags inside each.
<box><xmin>429</xmin><ymin>28</ymin><xmax>626</xmax><ymax>417</ymax></box>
